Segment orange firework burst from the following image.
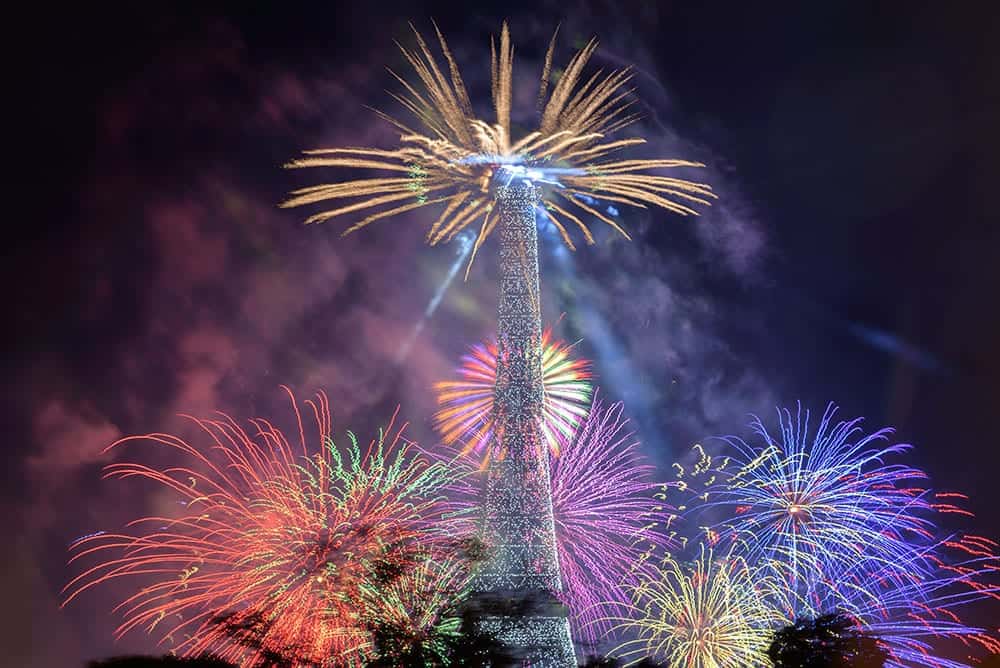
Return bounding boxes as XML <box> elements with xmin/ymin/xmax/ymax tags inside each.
<box><xmin>432</xmin><ymin>328</ymin><xmax>592</xmax><ymax>461</ymax></box>
<box><xmin>63</xmin><ymin>389</ymin><xmax>466</xmax><ymax>667</ymax></box>
<box><xmin>281</xmin><ymin>22</ymin><xmax>714</xmax><ymax>270</ymax></box>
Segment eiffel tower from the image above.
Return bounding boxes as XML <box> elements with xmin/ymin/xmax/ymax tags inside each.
<box><xmin>474</xmin><ymin>176</ymin><xmax>576</xmax><ymax>667</ymax></box>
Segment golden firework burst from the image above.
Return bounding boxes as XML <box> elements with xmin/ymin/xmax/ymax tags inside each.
<box><xmin>281</xmin><ymin>22</ymin><xmax>714</xmax><ymax>269</ymax></box>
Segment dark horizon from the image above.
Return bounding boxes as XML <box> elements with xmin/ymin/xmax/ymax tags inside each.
<box><xmin>5</xmin><ymin>2</ymin><xmax>1000</xmax><ymax>665</ymax></box>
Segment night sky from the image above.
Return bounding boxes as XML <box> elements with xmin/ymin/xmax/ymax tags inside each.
<box><xmin>6</xmin><ymin>2</ymin><xmax>1000</xmax><ymax>665</ymax></box>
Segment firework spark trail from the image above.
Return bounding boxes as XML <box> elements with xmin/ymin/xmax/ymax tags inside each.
<box><xmin>63</xmin><ymin>388</ymin><xmax>469</xmax><ymax>667</ymax></box>
<box><xmin>432</xmin><ymin>328</ymin><xmax>592</xmax><ymax>462</ymax></box>
<box><xmin>548</xmin><ymin>394</ymin><xmax>678</xmax><ymax>645</ymax></box>
<box><xmin>395</xmin><ymin>229</ymin><xmax>475</xmax><ymax>365</ymax></box>
<box><xmin>607</xmin><ymin>544</ymin><xmax>782</xmax><ymax>668</ymax></box>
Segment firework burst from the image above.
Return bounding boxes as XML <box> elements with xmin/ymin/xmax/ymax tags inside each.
<box><xmin>433</xmin><ymin>328</ymin><xmax>592</xmax><ymax>460</ymax></box>
<box><xmin>608</xmin><ymin>544</ymin><xmax>781</xmax><ymax>668</ymax></box>
<box><xmin>683</xmin><ymin>403</ymin><xmax>1000</xmax><ymax>667</ymax></box>
<box><xmin>281</xmin><ymin>22</ymin><xmax>714</xmax><ymax>271</ymax></box>
<box><xmin>697</xmin><ymin>404</ymin><xmax>954</xmax><ymax>601</ymax></box>
<box><xmin>548</xmin><ymin>395</ymin><xmax>677</xmax><ymax>645</ymax></box>
<box><xmin>63</xmin><ymin>388</ymin><xmax>466</xmax><ymax>667</ymax></box>
<box><xmin>758</xmin><ymin>496</ymin><xmax>1000</xmax><ymax>667</ymax></box>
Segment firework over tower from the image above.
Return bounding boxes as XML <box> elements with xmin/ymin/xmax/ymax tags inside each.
<box><xmin>280</xmin><ymin>23</ymin><xmax>714</xmax><ymax>665</ymax></box>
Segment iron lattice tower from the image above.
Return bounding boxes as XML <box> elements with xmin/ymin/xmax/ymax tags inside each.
<box><xmin>475</xmin><ymin>176</ymin><xmax>576</xmax><ymax>666</ymax></box>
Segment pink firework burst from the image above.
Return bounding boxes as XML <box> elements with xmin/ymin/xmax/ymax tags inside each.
<box><xmin>549</xmin><ymin>393</ymin><xmax>678</xmax><ymax>645</ymax></box>
<box><xmin>433</xmin><ymin>328</ymin><xmax>592</xmax><ymax>462</ymax></box>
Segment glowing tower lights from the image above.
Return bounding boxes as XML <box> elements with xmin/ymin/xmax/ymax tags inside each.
<box><xmin>473</xmin><ymin>176</ymin><xmax>575</xmax><ymax>665</ymax></box>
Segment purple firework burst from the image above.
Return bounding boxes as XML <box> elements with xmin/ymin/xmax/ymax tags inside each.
<box><xmin>549</xmin><ymin>393</ymin><xmax>678</xmax><ymax>645</ymax></box>
<box><xmin>690</xmin><ymin>403</ymin><xmax>1000</xmax><ymax>667</ymax></box>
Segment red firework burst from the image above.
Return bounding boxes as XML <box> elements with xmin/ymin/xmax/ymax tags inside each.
<box><xmin>63</xmin><ymin>388</ymin><xmax>465</xmax><ymax>667</ymax></box>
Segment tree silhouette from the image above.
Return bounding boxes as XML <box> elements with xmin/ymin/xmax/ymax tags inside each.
<box><xmin>365</xmin><ymin>537</ymin><xmax>517</xmax><ymax>667</ymax></box>
<box><xmin>366</xmin><ymin>597</ymin><xmax>518</xmax><ymax>667</ymax></box>
<box><xmin>768</xmin><ymin>612</ymin><xmax>888</xmax><ymax>668</ymax></box>
<box><xmin>208</xmin><ymin>534</ymin><xmax>430</xmax><ymax>667</ymax></box>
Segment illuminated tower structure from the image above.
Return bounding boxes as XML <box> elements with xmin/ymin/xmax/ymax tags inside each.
<box><xmin>475</xmin><ymin>175</ymin><xmax>576</xmax><ymax>667</ymax></box>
